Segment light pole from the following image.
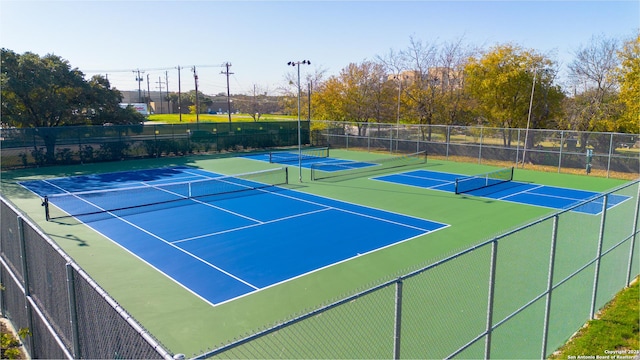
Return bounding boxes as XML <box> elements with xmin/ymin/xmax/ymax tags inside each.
<box><xmin>288</xmin><ymin>60</ymin><xmax>311</xmax><ymax>182</ymax></box>
<box><xmin>394</xmin><ymin>75</ymin><xmax>403</xmax><ymax>152</ymax></box>
<box><xmin>522</xmin><ymin>67</ymin><xmax>537</xmax><ymax>168</ymax></box>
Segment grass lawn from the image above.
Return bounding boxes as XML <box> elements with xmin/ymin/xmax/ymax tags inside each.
<box><xmin>147</xmin><ymin>113</ymin><xmax>296</xmax><ymax>124</ymax></box>
<box><xmin>549</xmin><ymin>278</ymin><xmax>639</xmax><ymax>359</ymax></box>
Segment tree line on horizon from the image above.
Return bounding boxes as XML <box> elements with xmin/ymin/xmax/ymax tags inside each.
<box><xmin>300</xmin><ymin>33</ymin><xmax>638</xmax><ymax>137</ymax></box>
<box><xmin>1</xmin><ymin>32</ymin><xmax>638</xmax><ymax>137</ymax></box>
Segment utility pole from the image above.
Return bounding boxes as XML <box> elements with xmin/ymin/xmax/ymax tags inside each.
<box><xmin>165</xmin><ymin>71</ymin><xmax>170</xmax><ymax>114</ymax></box>
<box><xmin>192</xmin><ymin>66</ymin><xmax>199</xmax><ymax>127</ymax></box>
<box><xmin>146</xmin><ymin>74</ymin><xmax>151</xmax><ymax>113</ymax></box>
<box><xmin>177</xmin><ymin>66</ymin><xmax>182</xmax><ymax>122</ymax></box>
<box><xmin>133</xmin><ymin>69</ymin><xmax>145</xmax><ymax>102</ymax></box>
<box><xmin>156</xmin><ymin>77</ymin><xmax>165</xmax><ymax>114</ymax></box>
<box><xmin>221</xmin><ymin>62</ymin><xmax>234</xmax><ymax>123</ymax></box>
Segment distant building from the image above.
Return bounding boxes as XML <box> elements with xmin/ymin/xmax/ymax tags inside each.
<box><xmin>119</xmin><ymin>103</ymin><xmax>149</xmax><ymax>116</ymax></box>
<box><xmin>120</xmin><ymin>90</ymin><xmax>169</xmax><ymax>114</ymax></box>
<box><xmin>388</xmin><ymin>68</ymin><xmax>464</xmax><ymax>90</ymax></box>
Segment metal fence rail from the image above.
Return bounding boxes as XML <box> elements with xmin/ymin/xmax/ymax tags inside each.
<box><xmin>311</xmin><ymin>121</ymin><xmax>640</xmax><ymax>177</ymax></box>
<box><xmin>0</xmin><ymin>196</ymin><xmax>174</xmax><ymax>359</ymax></box>
<box><xmin>197</xmin><ymin>179</ymin><xmax>639</xmax><ymax>359</ymax></box>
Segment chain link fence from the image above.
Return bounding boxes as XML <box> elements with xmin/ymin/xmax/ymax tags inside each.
<box><xmin>2</xmin><ymin>120</ymin><xmax>638</xmax><ymax>358</ymax></box>
<box><xmin>0</xmin><ymin>197</ymin><xmax>173</xmax><ymax>359</ymax></box>
<box><xmin>197</xmin><ymin>180</ymin><xmax>639</xmax><ymax>359</ymax></box>
<box><xmin>311</xmin><ymin>121</ymin><xmax>639</xmax><ymax>178</ymax></box>
<box><xmin>0</xmin><ymin>121</ymin><xmax>309</xmax><ymax>170</ymax></box>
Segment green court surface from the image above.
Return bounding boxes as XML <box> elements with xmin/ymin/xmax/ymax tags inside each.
<box><xmin>0</xmin><ymin>149</ymin><xmax>631</xmax><ymax>356</ymax></box>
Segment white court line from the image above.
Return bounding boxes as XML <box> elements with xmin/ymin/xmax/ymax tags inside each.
<box><xmin>369</xmin><ymin>172</ymin><xmax>455</xmax><ymax>191</ymax></box>
<box><xmin>43</xmin><ymin>171</ymin><xmax>267</xmax><ymax>291</ymax></box>
<box><xmin>497</xmin><ymin>184</ymin><xmax>545</xmax><ymax>201</ymax></box>
<box><xmin>45</xmin><ymin>182</ymin><xmax>262</xmax><ymax>291</ymax></box>
<box><xmin>263</xmin><ymin>186</ymin><xmax>448</xmax><ymax>232</ymax></box>
<box><xmin>45</xmin><ymin>166</ymin><xmax>450</xmax><ymax>306</ymax></box>
<box><xmin>171</xmin><ymin>208</ymin><xmax>332</xmax><ymax>244</ymax></box>
<box><xmin>143</xmin><ymin>183</ymin><xmax>264</xmax><ymax>224</ymax></box>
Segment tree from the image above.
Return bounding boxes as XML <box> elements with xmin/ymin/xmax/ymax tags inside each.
<box><xmin>1</xmin><ymin>49</ymin><xmax>91</xmax><ymax>128</ymax></box>
<box><xmin>397</xmin><ymin>37</ymin><xmax>439</xmax><ymax>137</ymax></box>
<box><xmin>615</xmin><ymin>32</ymin><xmax>640</xmax><ymax>133</ymax></box>
<box><xmin>234</xmin><ymin>85</ymin><xmax>272</xmax><ymax>121</ymax></box>
<box><xmin>464</xmin><ymin>44</ymin><xmax>563</xmax><ymax>148</ymax></box>
<box><xmin>313</xmin><ymin>61</ymin><xmax>396</xmax><ymax>134</ymax></box>
<box><xmin>1</xmin><ymin>49</ymin><xmax>144</xmax><ymax>163</ymax></box>
<box><xmin>563</xmin><ymin>35</ymin><xmax>622</xmax><ymax>149</ymax></box>
<box><xmin>377</xmin><ymin>37</ymin><xmax>478</xmax><ymax>141</ymax></box>
<box><xmin>434</xmin><ymin>38</ymin><xmax>478</xmax><ymax>127</ymax></box>
<box><xmin>281</xmin><ymin>67</ymin><xmax>327</xmax><ymax>119</ymax></box>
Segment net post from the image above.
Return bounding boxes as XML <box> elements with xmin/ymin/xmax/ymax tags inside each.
<box><xmin>285</xmin><ymin>167</ymin><xmax>289</xmax><ymax>184</ymax></box>
<box><xmin>42</xmin><ymin>196</ymin><xmax>50</xmax><ymax>221</ymax></box>
<box><xmin>510</xmin><ymin>166</ymin><xmax>515</xmax><ymax>181</ymax></box>
<box><xmin>393</xmin><ymin>278</ymin><xmax>403</xmax><ymax>360</ymax></box>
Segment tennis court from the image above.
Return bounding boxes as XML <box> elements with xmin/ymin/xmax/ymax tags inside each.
<box><xmin>19</xmin><ymin>166</ymin><xmax>447</xmax><ymax>305</ymax></box>
<box><xmin>372</xmin><ymin>168</ymin><xmax>630</xmax><ymax>215</ymax></box>
<box><xmin>246</xmin><ymin>148</ymin><xmax>428</xmax><ymax>179</ymax></box>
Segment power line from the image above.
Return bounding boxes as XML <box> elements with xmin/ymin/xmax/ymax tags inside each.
<box><xmin>84</xmin><ymin>65</ymin><xmax>223</xmax><ymax>73</ymax></box>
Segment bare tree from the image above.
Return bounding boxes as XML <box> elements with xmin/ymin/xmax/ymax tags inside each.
<box><xmin>569</xmin><ymin>34</ymin><xmax>620</xmax><ymax>95</ymax></box>
<box><xmin>397</xmin><ymin>37</ymin><xmax>440</xmax><ymax>140</ymax></box>
<box><xmin>565</xmin><ymin>34</ymin><xmax>622</xmax><ymax>148</ymax></box>
<box><xmin>248</xmin><ymin>84</ymin><xmax>270</xmax><ymax>121</ymax></box>
<box><xmin>435</xmin><ymin>37</ymin><xmax>478</xmax><ymax>126</ymax></box>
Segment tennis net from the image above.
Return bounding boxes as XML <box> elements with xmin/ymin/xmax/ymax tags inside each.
<box><xmin>44</xmin><ymin>167</ymin><xmax>289</xmax><ymax>221</ymax></box>
<box><xmin>311</xmin><ymin>151</ymin><xmax>427</xmax><ymax>181</ymax></box>
<box><xmin>269</xmin><ymin>147</ymin><xmax>329</xmax><ymax>163</ymax></box>
<box><xmin>454</xmin><ymin>167</ymin><xmax>514</xmax><ymax>194</ymax></box>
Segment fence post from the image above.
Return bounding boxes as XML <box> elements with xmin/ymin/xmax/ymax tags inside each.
<box><xmin>0</xmin><ymin>260</ymin><xmax>3</xmax><ymax>318</ymax></box>
<box><xmin>484</xmin><ymin>240</ymin><xmax>498</xmax><ymax>359</ymax></box>
<box><xmin>541</xmin><ymin>215</ymin><xmax>560</xmax><ymax>358</ymax></box>
<box><xmin>0</xmin><ymin>205</ymin><xmax>3</xmax><ymax>317</ymax></box>
<box><xmin>626</xmin><ymin>183</ymin><xmax>640</xmax><ymax>286</ymax></box>
<box><xmin>558</xmin><ymin>131</ymin><xmax>564</xmax><ymax>173</ymax></box>
<box><xmin>17</xmin><ymin>216</ymin><xmax>35</xmax><ymax>354</ymax></box>
<box><xmin>445</xmin><ymin>126</ymin><xmax>450</xmax><ymax>159</ymax></box>
<box><xmin>478</xmin><ymin>127</ymin><xmax>483</xmax><ymax>164</ymax></box>
<box><xmin>17</xmin><ymin>217</ymin><xmax>30</xmax><ymax>297</ymax></box>
<box><xmin>606</xmin><ymin>133</ymin><xmax>614</xmax><ymax>178</ymax></box>
<box><xmin>66</xmin><ymin>263</ymin><xmax>81</xmax><ymax>358</ymax></box>
<box><xmin>393</xmin><ymin>279</ymin><xmax>403</xmax><ymax>360</ymax></box>
<box><xmin>515</xmin><ymin>129</ymin><xmax>521</xmax><ymax>167</ymax></box>
<box><xmin>390</xmin><ymin>123</ymin><xmax>394</xmax><ymax>154</ymax></box>
<box><xmin>590</xmin><ymin>195</ymin><xmax>609</xmax><ymax>319</ymax></box>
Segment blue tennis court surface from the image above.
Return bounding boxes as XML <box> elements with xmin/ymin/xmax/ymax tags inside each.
<box><xmin>372</xmin><ymin>169</ymin><xmax>630</xmax><ymax>215</ymax></box>
<box><xmin>20</xmin><ymin>166</ymin><xmax>447</xmax><ymax>306</ymax></box>
<box><xmin>245</xmin><ymin>151</ymin><xmax>378</xmax><ymax>171</ymax></box>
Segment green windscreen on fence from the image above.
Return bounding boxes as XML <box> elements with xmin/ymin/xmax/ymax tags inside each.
<box><xmin>1</xmin><ymin>121</ymin><xmax>309</xmax><ymax>169</ymax></box>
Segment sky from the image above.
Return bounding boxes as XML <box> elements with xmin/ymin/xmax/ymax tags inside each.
<box><xmin>1</xmin><ymin>0</ymin><xmax>638</xmax><ymax>96</ymax></box>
